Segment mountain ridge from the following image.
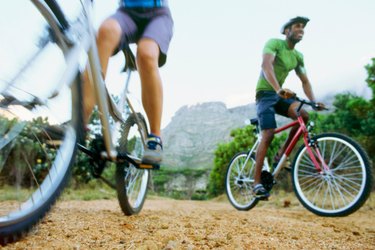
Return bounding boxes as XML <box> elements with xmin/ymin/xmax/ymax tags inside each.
<box><xmin>161</xmin><ymin>101</ymin><xmax>257</xmax><ymax>168</ymax></box>
<box><xmin>161</xmin><ymin>94</ymin><xmax>335</xmax><ymax>169</ymax></box>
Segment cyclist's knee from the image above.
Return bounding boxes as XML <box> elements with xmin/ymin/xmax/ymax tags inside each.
<box><xmin>137</xmin><ymin>39</ymin><xmax>159</xmax><ymax>70</ymax></box>
<box><xmin>262</xmin><ymin>129</ymin><xmax>275</xmax><ymax>144</ymax></box>
<box><xmin>97</xmin><ymin>19</ymin><xmax>122</xmax><ymax>47</ymax></box>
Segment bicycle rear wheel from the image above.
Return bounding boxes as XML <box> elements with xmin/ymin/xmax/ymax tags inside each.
<box><xmin>292</xmin><ymin>133</ymin><xmax>372</xmax><ymax>217</ymax></box>
<box><xmin>226</xmin><ymin>152</ymin><xmax>259</xmax><ymax>210</ymax></box>
<box><xmin>116</xmin><ymin>113</ymin><xmax>150</xmax><ymax>215</ymax></box>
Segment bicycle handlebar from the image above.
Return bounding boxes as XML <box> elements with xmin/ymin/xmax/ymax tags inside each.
<box><xmin>295</xmin><ymin>96</ymin><xmax>329</xmax><ymax>111</ymax></box>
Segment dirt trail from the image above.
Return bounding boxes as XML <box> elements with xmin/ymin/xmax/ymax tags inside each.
<box><xmin>4</xmin><ymin>197</ymin><xmax>375</xmax><ymax>249</ymax></box>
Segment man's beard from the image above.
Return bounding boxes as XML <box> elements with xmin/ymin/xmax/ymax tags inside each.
<box><xmin>288</xmin><ymin>34</ymin><xmax>302</xmax><ymax>45</ymax></box>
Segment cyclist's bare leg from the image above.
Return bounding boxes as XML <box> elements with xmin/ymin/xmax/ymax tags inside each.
<box><xmin>276</xmin><ymin>102</ymin><xmax>309</xmax><ymax>159</ymax></box>
<box><xmin>254</xmin><ymin>129</ymin><xmax>274</xmax><ymax>185</ymax></box>
<box><xmin>137</xmin><ymin>38</ymin><xmax>163</xmax><ymax>137</ymax></box>
<box><xmin>83</xmin><ymin>18</ymin><xmax>122</xmax><ymax>124</ymax></box>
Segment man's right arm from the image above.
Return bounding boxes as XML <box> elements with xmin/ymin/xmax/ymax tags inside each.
<box><xmin>262</xmin><ymin>54</ymin><xmax>294</xmax><ymax>98</ymax></box>
<box><xmin>261</xmin><ymin>54</ymin><xmax>281</xmax><ymax>92</ymax></box>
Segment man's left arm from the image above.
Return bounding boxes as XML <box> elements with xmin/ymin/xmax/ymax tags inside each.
<box><xmin>297</xmin><ymin>72</ymin><xmax>327</xmax><ymax>110</ymax></box>
<box><xmin>297</xmin><ymin>72</ymin><xmax>316</xmax><ymax>102</ymax></box>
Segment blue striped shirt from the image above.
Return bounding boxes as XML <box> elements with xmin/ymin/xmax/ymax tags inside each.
<box><xmin>123</xmin><ymin>0</ymin><xmax>168</xmax><ymax>8</ymax></box>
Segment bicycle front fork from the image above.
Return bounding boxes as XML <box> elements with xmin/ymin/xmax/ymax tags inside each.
<box><xmin>305</xmin><ymin>123</ymin><xmax>330</xmax><ymax>173</ymax></box>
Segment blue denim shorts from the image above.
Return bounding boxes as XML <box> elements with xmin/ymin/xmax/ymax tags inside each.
<box><xmin>256</xmin><ymin>91</ymin><xmax>295</xmax><ymax>130</ymax></box>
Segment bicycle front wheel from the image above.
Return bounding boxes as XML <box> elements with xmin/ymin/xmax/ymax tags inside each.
<box><xmin>0</xmin><ymin>3</ymin><xmax>84</xmax><ymax>243</ymax></box>
<box><xmin>292</xmin><ymin>133</ymin><xmax>372</xmax><ymax>217</ymax></box>
<box><xmin>226</xmin><ymin>152</ymin><xmax>259</xmax><ymax>210</ymax></box>
<box><xmin>0</xmin><ymin>76</ymin><xmax>82</xmax><ymax>243</ymax></box>
<box><xmin>116</xmin><ymin>113</ymin><xmax>150</xmax><ymax>215</ymax></box>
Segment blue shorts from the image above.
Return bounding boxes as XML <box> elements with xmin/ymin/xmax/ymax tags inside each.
<box><xmin>110</xmin><ymin>7</ymin><xmax>174</xmax><ymax>67</ymax></box>
<box><xmin>256</xmin><ymin>91</ymin><xmax>295</xmax><ymax>130</ymax></box>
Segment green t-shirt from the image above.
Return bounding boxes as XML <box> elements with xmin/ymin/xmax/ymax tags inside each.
<box><xmin>256</xmin><ymin>39</ymin><xmax>306</xmax><ymax>92</ymax></box>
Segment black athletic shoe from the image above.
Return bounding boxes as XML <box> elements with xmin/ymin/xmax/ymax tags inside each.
<box><xmin>253</xmin><ymin>184</ymin><xmax>270</xmax><ymax>200</ymax></box>
<box><xmin>142</xmin><ymin>135</ymin><xmax>163</xmax><ymax>164</ymax></box>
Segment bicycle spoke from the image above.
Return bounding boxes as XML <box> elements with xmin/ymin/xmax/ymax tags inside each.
<box><xmin>297</xmin><ymin>167</ymin><xmax>318</xmax><ymax>176</ymax></box>
<box><xmin>334</xmin><ymin>174</ymin><xmax>363</xmax><ymax>187</ymax></box>
<box><xmin>327</xmin><ymin>142</ymin><xmax>347</xmax><ymax>167</ymax></box>
<box><xmin>311</xmin><ymin>181</ymin><xmax>325</xmax><ymax>205</ymax></box>
<box><xmin>330</xmin><ymin>178</ymin><xmax>357</xmax><ymax>200</ymax></box>
<box><xmin>300</xmin><ymin>176</ymin><xmax>324</xmax><ymax>193</ymax></box>
<box><xmin>331</xmin><ymin>179</ymin><xmax>350</xmax><ymax>206</ymax></box>
<box><xmin>327</xmin><ymin>141</ymin><xmax>337</xmax><ymax>167</ymax></box>
<box><xmin>333</xmin><ymin>175</ymin><xmax>362</xmax><ymax>193</ymax></box>
<box><xmin>126</xmin><ymin>172</ymin><xmax>136</xmax><ymax>197</ymax></box>
<box><xmin>331</xmin><ymin>154</ymin><xmax>357</xmax><ymax>171</ymax></box>
<box><xmin>326</xmin><ymin>181</ymin><xmax>336</xmax><ymax>210</ymax></box>
<box><xmin>234</xmin><ymin>160</ymin><xmax>243</xmax><ymax>176</ymax></box>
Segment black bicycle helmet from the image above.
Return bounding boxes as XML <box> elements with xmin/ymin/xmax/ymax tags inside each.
<box><xmin>281</xmin><ymin>16</ymin><xmax>310</xmax><ymax>34</ymax></box>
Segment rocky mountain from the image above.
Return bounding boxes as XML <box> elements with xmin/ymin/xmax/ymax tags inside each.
<box><xmin>161</xmin><ymin>94</ymin><xmax>335</xmax><ymax>169</ymax></box>
<box><xmin>161</xmin><ymin>102</ymin><xmax>257</xmax><ymax>169</ymax></box>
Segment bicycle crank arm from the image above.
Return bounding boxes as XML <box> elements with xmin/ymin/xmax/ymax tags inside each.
<box><xmin>77</xmin><ymin>143</ymin><xmax>97</xmax><ymax>159</ymax></box>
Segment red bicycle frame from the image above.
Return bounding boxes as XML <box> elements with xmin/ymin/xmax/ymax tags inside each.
<box><xmin>274</xmin><ymin>115</ymin><xmax>328</xmax><ymax>172</ymax></box>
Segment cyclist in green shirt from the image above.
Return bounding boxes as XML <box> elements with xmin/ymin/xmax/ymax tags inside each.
<box><xmin>253</xmin><ymin>16</ymin><xmax>325</xmax><ymax>199</ymax></box>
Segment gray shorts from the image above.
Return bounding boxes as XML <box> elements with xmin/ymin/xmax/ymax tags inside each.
<box><xmin>110</xmin><ymin>7</ymin><xmax>174</xmax><ymax>67</ymax></box>
<box><xmin>256</xmin><ymin>91</ymin><xmax>295</xmax><ymax>130</ymax></box>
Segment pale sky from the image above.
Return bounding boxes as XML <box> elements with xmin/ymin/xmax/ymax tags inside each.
<box><xmin>1</xmin><ymin>1</ymin><xmax>375</xmax><ymax>128</ymax></box>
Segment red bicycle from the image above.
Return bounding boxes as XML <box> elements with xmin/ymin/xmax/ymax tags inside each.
<box><xmin>225</xmin><ymin>96</ymin><xmax>373</xmax><ymax>216</ymax></box>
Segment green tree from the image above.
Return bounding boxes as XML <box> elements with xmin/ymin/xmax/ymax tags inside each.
<box><xmin>365</xmin><ymin>57</ymin><xmax>375</xmax><ymax>104</ymax></box>
<box><xmin>0</xmin><ymin>116</ymin><xmax>55</xmax><ymax>187</ymax></box>
<box><xmin>315</xmin><ymin>58</ymin><xmax>375</xmax><ymax>163</ymax></box>
<box><xmin>309</xmin><ymin>58</ymin><xmax>375</xmax><ymax>192</ymax></box>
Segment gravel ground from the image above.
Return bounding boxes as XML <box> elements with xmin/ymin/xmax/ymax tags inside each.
<box><xmin>3</xmin><ymin>196</ymin><xmax>375</xmax><ymax>249</ymax></box>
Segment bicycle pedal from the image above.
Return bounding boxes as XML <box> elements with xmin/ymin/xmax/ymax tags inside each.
<box><xmin>139</xmin><ymin>163</ymin><xmax>160</xmax><ymax>170</ymax></box>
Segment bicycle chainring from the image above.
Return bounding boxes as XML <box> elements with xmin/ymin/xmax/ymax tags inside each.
<box><xmin>89</xmin><ymin>135</ymin><xmax>107</xmax><ymax>178</ymax></box>
<box><xmin>261</xmin><ymin>170</ymin><xmax>276</xmax><ymax>191</ymax></box>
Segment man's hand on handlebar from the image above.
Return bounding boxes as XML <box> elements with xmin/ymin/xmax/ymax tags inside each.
<box><xmin>277</xmin><ymin>88</ymin><xmax>295</xmax><ymax>99</ymax></box>
<box><xmin>312</xmin><ymin>102</ymin><xmax>327</xmax><ymax>111</ymax></box>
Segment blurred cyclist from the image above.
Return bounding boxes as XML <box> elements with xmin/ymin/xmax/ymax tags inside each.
<box><xmin>84</xmin><ymin>0</ymin><xmax>173</xmax><ymax>164</ymax></box>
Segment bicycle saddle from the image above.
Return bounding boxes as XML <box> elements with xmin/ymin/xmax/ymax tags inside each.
<box><xmin>122</xmin><ymin>46</ymin><xmax>137</xmax><ymax>72</ymax></box>
<box><xmin>250</xmin><ymin>118</ymin><xmax>259</xmax><ymax>126</ymax></box>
